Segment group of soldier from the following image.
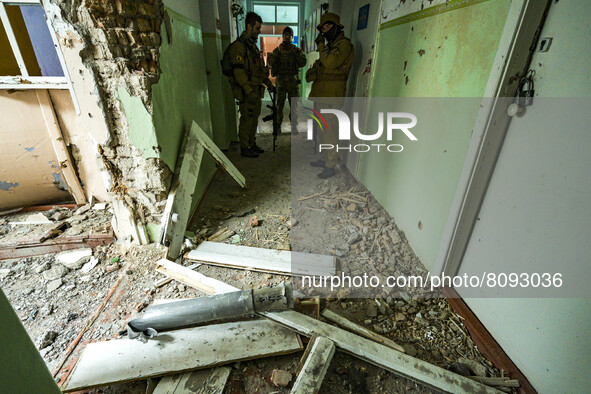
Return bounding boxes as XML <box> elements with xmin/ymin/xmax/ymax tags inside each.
<box><xmin>224</xmin><ymin>11</ymin><xmax>353</xmax><ymax>179</ymax></box>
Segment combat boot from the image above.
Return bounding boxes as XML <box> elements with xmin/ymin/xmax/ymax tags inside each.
<box><xmin>252</xmin><ymin>144</ymin><xmax>265</xmax><ymax>153</ymax></box>
<box><xmin>241</xmin><ymin>147</ymin><xmax>259</xmax><ymax>158</ymax></box>
<box><xmin>309</xmin><ymin>159</ymin><xmax>326</xmax><ymax>168</ymax></box>
<box><xmin>317</xmin><ymin>167</ymin><xmax>336</xmax><ymax>179</ymax></box>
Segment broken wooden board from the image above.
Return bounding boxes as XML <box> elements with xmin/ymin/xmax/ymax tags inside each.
<box><xmin>185</xmin><ymin>241</ymin><xmax>336</xmax><ymax>276</ymax></box>
<box><xmin>261</xmin><ymin>310</ymin><xmax>503</xmax><ymax>394</ymax></box>
<box><xmin>321</xmin><ymin>309</ymin><xmax>405</xmax><ymax>353</ymax></box>
<box><xmin>192</xmin><ymin>122</ymin><xmax>245</xmax><ymax>188</ymax></box>
<box><xmin>156</xmin><ymin>259</ymin><xmax>239</xmax><ymax>295</ymax></box>
<box><xmin>62</xmin><ymin>319</ymin><xmax>302</xmax><ymax>392</ymax></box>
<box><xmin>160</xmin><ymin>121</ymin><xmax>245</xmax><ymax>260</ymax></box>
<box><xmin>154</xmin><ymin>367</ymin><xmax>231</xmax><ymax>394</ymax></box>
<box><xmin>36</xmin><ymin>89</ymin><xmax>86</xmax><ymax>204</ymax></box>
<box><xmin>291</xmin><ymin>337</ymin><xmax>335</xmax><ymax>394</ymax></box>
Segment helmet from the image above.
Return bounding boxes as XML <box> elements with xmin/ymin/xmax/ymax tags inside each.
<box><xmin>317</xmin><ymin>12</ymin><xmax>344</xmax><ymax>31</ymax></box>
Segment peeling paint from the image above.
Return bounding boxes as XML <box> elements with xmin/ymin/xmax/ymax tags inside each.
<box><xmin>52</xmin><ymin>172</ymin><xmax>69</xmax><ymax>191</ymax></box>
<box><xmin>0</xmin><ymin>180</ymin><xmax>19</xmax><ymax>191</ymax></box>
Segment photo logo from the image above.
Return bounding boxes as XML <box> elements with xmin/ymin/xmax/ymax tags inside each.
<box><xmin>306</xmin><ymin>109</ymin><xmax>418</xmax><ymax>153</ymax></box>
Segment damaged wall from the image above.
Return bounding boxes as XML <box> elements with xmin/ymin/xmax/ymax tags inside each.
<box><xmin>356</xmin><ymin>0</ymin><xmax>511</xmax><ymax>271</ymax></box>
<box><xmin>44</xmin><ymin>0</ymin><xmax>220</xmax><ymax>242</ymax></box>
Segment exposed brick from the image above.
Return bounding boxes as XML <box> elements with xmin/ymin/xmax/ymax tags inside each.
<box><xmin>152</xmin><ymin>19</ymin><xmax>161</xmax><ymax>32</ymax></box>
<box><xmin>120</xmin><ymin>45</ymin><xmax>131</xmax><ymax>58</ymax></box>
<box><xmin>131</xmin><ymin>46</ymin><xmax>149</xmax><ymax>61</ymax></box>
<box><xmin>126</xmin><ymin>18</ymin><xmax>138</xmax><ymax>31</ymax></box>
<box><xmin>148</xmin><ymin>32</ymin><xmax>161</xmax><ymax>46</ymax></box>
<box><xmin>115</xmin><ymin>0</ymin><xmax>137</xmax><ymax>15</ymax></box>
<box><xmin>116</xmin><ymin>16</ymin><xmax>126</xmax><ymax>27</ymax></box>
<box><xmin>86</xmin><ymin>0</ymin><xmax>114</xmax><ymax>14</ymax></box>
<box><xmin>137</xmin><ymin>18</ymin><xmax>152</xmax><ymax>32</ymax></box>
<box><xmin>149</xmin><ymin>48</ymin><xmax>159</xmax><ymax>62</ymax></box>
<box><xmin>140</xmin><ymin>33</ymin><xmax>151</xmax><ymax>46</ymax></box>
<box><xmin>106</xmin><ymin>30</ymin><xmax>119</xmax><ymax>46</ymax></box>
<box><xmin>127</xmin><ymin>31</ymin><xmax>141</xmax><ymax>45</ymax></box>
<box><xmin>138</xmin><ymin>2</ymin><xmax>157</xmax><ymax>18</ymax></box>
<box><xmin>115</xmin><ymin>29</ymin><xmax>129</xmax><ymax>45</ymax></box>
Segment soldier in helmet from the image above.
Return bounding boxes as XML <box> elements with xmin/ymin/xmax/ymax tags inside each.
<box><xmin>226</xmin><ymin>11</ymin><xmax>275</xmax><ymax>158</ymax></box>
<box><xmin>306</xmin><ymin>12</ymin><xmax>354</xmax><ymax>178</ymax></box>
<box><xmin>268</xmin><ymin>27</ymin><xmax>307</xmax><ymax>135</ymax></box>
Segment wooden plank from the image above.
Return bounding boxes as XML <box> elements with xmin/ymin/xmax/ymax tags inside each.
<box><xmin>156</xmin><ymin>259</ymin><xmax>239</xmax><ymax>295</ymax></box>
<box><xmin>261</xmin><ymin>310</ymin><xmax>503</xmax><ymax>394</ymax></box>
<box><xmin>192</xmin><ymin>121</ymin><xmax>245</xmax><ymax>188</ymax></box>
<box><xmin>36</xmin><ymin>89</ymin><xmax>86</xmax><ymax>204</ymax></box>
<box><xmin>155</xmin><ymin>263</ymin><xmax>200</xmax><ymax>288</ymax></box>
<box><xmin>154</xmin><ymin>367</ymin><xmax>231</xmax><ymax>394</ymax></box>
<box><xmin>162</xmin><ymin>122</ymin><xmax>205</xmax><ymax>259</ymax></box>
<box><xmin>321</xmin><ymin>309</ymin><xmax>405</xmax><ymax>353</ymax></box>
<box><xmin>62</xmin><ymin>319</ymin><xmax>303</xmax><ymax>392</ymax></box>
<box><xmin>291</xmin><ymin>337</ymin><xmax>335</xmax><ymax>394</ymax></box>
<box><xmin>185</xmin><ymin>241</ymin><xmax>336</xmax><ymax>276</ymax></box>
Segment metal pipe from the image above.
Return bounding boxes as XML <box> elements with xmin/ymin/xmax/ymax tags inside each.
<box><xmin>127</xmin><ymin>282</ymin><xmax>293</xmax><ymax>339</ymax></box>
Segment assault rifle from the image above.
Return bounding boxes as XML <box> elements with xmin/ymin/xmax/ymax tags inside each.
<box><xmin>262</xmin><ymin>87</ymin><xmax>280</xmax><ymax>152</ymax></box>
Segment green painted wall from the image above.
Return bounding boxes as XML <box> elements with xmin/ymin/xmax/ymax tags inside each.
<box><xmin>0</xmin><ymin>288</ymin><xmax>60</xmax><ymax>393</ymax></box>
<box><xmin>202</xmin><ymin>32</ymin><xmax>230</xmax><ymax>149</ymax></box>
<box><xmin>221</xmin><ymin>35</ymin><xmax>238</xmax><ymax>142</ymax></box>
<box><xmin>358</xmin><ymin>0</ymin><xmax>511</xmax><ymax>270</ymax></box>
<box><xmin>152</xmin><ymin>8</ymin><xmax>218</xmax><ymax>223</ymax></box>
<box><xmin>117</xmin><ymin>88</ymin><xmax>158</xmax><ymax>159</ymax></box>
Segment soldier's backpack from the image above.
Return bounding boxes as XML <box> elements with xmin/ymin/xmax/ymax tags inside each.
<box><xmin>221</xmin><ymin>39</ymin><xmax>249</xmax><ymax>77</ymax></box>
<box><xmin>221</xmin><ymin>41</ymin><xmax>237</xmax><ymax>77</ymax></box>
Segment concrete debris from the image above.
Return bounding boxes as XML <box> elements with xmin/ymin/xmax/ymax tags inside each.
<box><xmin>0</xmin><ymin>268</ymin><xmax>12</xmax><ymax>279</ymax></box>
<box><xmin>458</xmin><ymin>357</ymin><xmax>488</xmax><ymax>377</ymax></box>
<box><xmin>80</xmin><ymin>257</ymin><xmax>99</xmax><ymax>274</ymax></box>
<box><xmin>38</xmin><ymin>330</ymin><xmax>59</xmax><ymax>349</ymax></box>
<box><xmin>56</xmin><ymin>249</ymin><xmax>93</xmax><ymax>270</ymax></box>
<box><xmin>46</xmin><ymin>278</ymin><xmax>63</xmax><ymax>293</ymax></box>
<box><xmin>271</xmin><ymin>369</ymin><xmax>292</xmax><ymax>388</ymax></box>
<box><xmin>43</xmin><ymin>265</ymin><xmax>69</xmax><ymax>281</ymax></box>
<box><xmin>249</xmin><ymin>216</ymin><xmax>259</xmax><ymax>227</ymax></box>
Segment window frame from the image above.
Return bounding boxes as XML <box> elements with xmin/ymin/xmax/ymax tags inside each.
<box><xmin>0</xmin><ymin>0</ymin><xmax>79</xmax><ymax>113</ymax></box>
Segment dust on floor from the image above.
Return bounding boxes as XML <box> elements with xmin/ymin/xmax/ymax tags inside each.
<box><xmin>0</xmin><ymin>126</ymin><xmax>507</xmax><ymax>393</ymax></box>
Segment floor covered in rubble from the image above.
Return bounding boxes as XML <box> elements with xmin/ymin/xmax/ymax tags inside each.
<box><xmin>0</xmin><ymin>124</ymin><xmax>511</xmax><ymax>393</ymax></box>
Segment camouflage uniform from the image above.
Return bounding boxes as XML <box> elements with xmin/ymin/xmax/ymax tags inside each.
<box><xmin>227</xmin><ymin>31</ymin><xmax>272</xmax><ymax>149</ymax></box>
<box><xmin>306</xmin><ymin>13</ymin><xmax>354</xmax><ymax>169</ymax></box>
<box><xmin>268</xmin><ymin>42</ymin><xmax>306</xmax><ymax>130</ymax></box>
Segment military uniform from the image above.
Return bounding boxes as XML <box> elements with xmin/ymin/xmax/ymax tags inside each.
<box><xmin>268</xmin><ymin>42</ymin><xmax>306</xmax><ymax>131</ymax></box>
<box><xmin>227</xmin><ymin>31</ymin><xmax>272</xmax><ymax>151</ymax></box>
<box><xmin>306</xmin><ymin>13</ymin><xmax>354</xmax><ymax>170</ymax></box>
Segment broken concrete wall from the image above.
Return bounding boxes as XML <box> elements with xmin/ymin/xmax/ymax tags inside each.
<box><xmin>44</xmin><ymin>0</ymin><xmax>220</xmax><ymax>242</ymax></box>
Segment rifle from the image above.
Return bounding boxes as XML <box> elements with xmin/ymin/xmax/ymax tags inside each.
<box><xmin>262</xmin><ymin>87</ymin><xmax>280</xmax><ymax>152</ymax></box>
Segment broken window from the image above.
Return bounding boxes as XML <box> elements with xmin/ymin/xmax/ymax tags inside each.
<box><xmin>0</xmin><ymin>1</ymin><xmax>70</xmax><ymax>89</ymax></box>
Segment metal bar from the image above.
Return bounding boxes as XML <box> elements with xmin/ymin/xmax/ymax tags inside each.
<box><xmin>0</xmin><ymin>2</ymin><xmax>29</xmax><ymax>76</ymax></box>
<box><xmin>126</xmin><ymin>282</ymin><xmax>294</xmax><ymax>338</ymax></box>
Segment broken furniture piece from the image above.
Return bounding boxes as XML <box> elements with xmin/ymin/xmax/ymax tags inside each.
<box><xmin>127</xmin><ymin>281</ymin><xmax>294</xmax><ymax>338</ymax></box>
<box><xmin>185</xmin><ymin>241</ymin><xmax>336</xmax><ymax>276</ymax></box>
<box><xmin>62</xmin><ymin>319</ymin><xmax>303</xmax><ymax>392</ymax></box>
<box><xmin>159</xmin><ymin>121</ymin><xmax>246</xmax><ymax>260</ymax></box>
<box><xmin>291</xmin><ymin>336</ymin><xmax>335</xmax><ymax>394</ymax></box>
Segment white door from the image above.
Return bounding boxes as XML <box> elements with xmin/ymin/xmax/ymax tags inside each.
<box><xmin>456</xmin><ymin>1</ymin><xmax>591</xmax><ymax>393</ymax></box>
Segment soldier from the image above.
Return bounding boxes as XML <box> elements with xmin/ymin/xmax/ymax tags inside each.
<box><xmin>226</xmin><ymin>12</ymin><xmax>275</xmax><ymax>158</ymax></box>
<box><xmin>305</xmin><ymin>12</ymin><xmax>354</xmax><ymax>178</ymax></box>
<box><xmin>267</xmin><ymin>27</ymin><xmax>306</xmax><ymax>135</ymax></box>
